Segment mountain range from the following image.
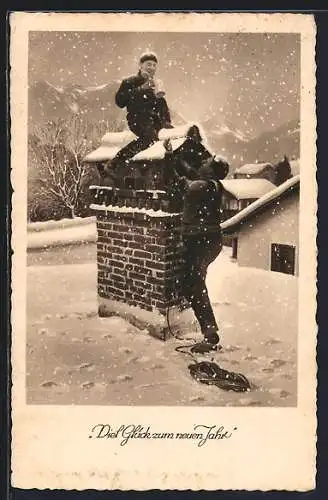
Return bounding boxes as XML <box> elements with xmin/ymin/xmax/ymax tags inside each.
<box><xmin>206</xmin><ymin>119</ymin><xmax>300</xmax><ymax>169</ymax></box>
<box><xmin>28</xmin><ymin>80</ymin><xmax>300</xmax><ymax>170</ymax></box>
<box><xmin>28</xmin><ymin>80</ymin><xmax>187</xmax><ymax>131</ymax></box>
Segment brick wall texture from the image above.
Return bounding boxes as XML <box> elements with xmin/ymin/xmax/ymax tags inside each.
<box><xmin>96</xmin><ymin>210</ymin><xmax>185</xmax><ymax>315</ymax></box>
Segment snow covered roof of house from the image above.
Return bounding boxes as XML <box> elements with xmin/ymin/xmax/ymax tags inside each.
<box><xmin>221</xmin><ymin>179</ymin><xmax>276</xmax><ymax>200</ymax></box>
<box><xmin>235</xmin><ymin>162</ymin><xmax>274</xmax><ymax>175</ymax></box>
<box><xmin>83</xmin><ymin>122</ymin><xmax>214</xmax><ymax>163</ymax></box>
<box><xmin>221</xmin><ymin>175</ymin><xmax>300</xmax><ymax>234</ymax></box>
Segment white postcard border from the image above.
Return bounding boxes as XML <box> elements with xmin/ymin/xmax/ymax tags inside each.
<box><xmin>10</xmin><ymin>12</ymin><xmax>317</xmax><ymax>491</ymax></box>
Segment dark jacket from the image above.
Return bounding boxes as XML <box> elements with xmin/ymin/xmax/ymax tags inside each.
<box><xmin>115</xmin><ymin>72</ymin><xmax>171</xmax><ymax>132</ymax></box>
<box><xmin>181</xmin><ymin>178</ymin><xmax>224</xmax><ymax>235</ymax></box>
<box><xmin>164</xmin><ymin>151</ymin><xmax>225</xmax><ymax>234</ymax></box>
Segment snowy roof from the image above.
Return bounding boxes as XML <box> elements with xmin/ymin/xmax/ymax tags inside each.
<box><xmin>221</xmin><ymin>175</ymin><xmax>300</xmax><ymax>234</ymax></box>
<box><xmin>83</xmin><ymin>122</ymin><xmax>214</xmax><ymax>163</ymax></box>
<box><xmin>235</xmin><ymin>162</ymin><xmax>273</xmax><ymax>175</ymax></box>
<box><xmin>221</xmin><ymin>179</ymin><xmax>276</xmax><ymax>200</ymax></box>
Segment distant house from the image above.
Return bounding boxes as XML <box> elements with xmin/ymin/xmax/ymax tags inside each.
<box><xmin>221</xmin><ymin>175</ymin><xmax>300</xmax><ymax>276</ymax></box>
<box><xmin>233</xmin><ymin>156</ymin><xmax>293</xmax><ymax>186</ymax></box>
<box><xmin>233</xmin><ymin>162</ymin><xmax>276</xmax><ymax>183</ymax></box>
<box><xmin>220</xmin><ymin>178</ymin><xmax>276</xmax><ymax>221</ymax></box>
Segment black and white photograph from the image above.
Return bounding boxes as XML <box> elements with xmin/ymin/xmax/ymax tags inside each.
<box><xmin>26</xmin><ymin>29</ymin><xmax>301</xmax><ymax>406</ymax></box>
<box><xmin>10</xmin><ymin>12</ymin><xmax>317</xmax><ymax>491</ymax></box>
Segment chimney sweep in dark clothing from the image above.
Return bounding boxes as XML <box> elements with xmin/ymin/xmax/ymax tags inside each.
<box><xmin>163</xmin><ymin>125</ymin><xmax>214</xmax><ymax>211</ymax></box>
<box><xmin>110</xmin><ymin>52</ymin><xmax>173</xmax><ymax>170</ymax></box>
<box><xmin>164</xmin><ymin>139</ymin><xmax>229</xmax><ymax>353</ymax></box>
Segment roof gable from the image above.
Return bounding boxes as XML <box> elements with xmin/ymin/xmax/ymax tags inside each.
<box><xmin>235</xmin><ymin>162</ymin><xmax>274</xmax><ymax>175</ymax></box>
<box><xmin>222</xmin><ymin>175</ymin><xmax>300</xmax><ymax>234</ymax></box>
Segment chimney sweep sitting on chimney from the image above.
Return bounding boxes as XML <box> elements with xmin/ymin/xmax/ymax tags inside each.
<box><xmin>164</xmin><ymin>138</ymin><xmax>229</xmax><ymax>354</ymax></box>
<box><xmin>110</xmin><ymin>52</ymin><xmax>173</xmax><ymax>170</ymax></box>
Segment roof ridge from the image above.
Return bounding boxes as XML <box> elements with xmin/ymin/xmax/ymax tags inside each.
<box><xmin>221</xmin><ymin>175</ymin><xmax>300</xmax><ymax>232</ymax></box>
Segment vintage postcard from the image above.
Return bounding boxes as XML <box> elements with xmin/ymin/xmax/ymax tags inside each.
<box><xmin>10</xmin><ymin>12</ymin><xmax>317</xmax><ymax>491</ymax></box>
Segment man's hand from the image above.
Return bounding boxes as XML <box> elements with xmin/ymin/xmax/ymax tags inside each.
<box><xmin>140</xmin><ymin>70</ymin><xmax>150</xmax><ymax>80</ymax></box>
<box><xmin>163</xmin><ymin>138</ymin><xmax>173</xmax><ymax>153</ymax></box>
<box><xmin>140</xmin><ymin>72</ymin><xmax>156</xmax><ymax>90</ymax></box>
<box><xmin>141</xmin><ymin>80</ymin><xmax>156</xmax><ymax>91</ymax></box>
<box><xmin>154</xmin><ymin>78</ymin><xmax>165</xmax><ymax>98</ymax></box>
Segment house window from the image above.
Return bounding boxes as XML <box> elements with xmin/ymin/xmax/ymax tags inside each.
<box><xmin>221</xmin><ymin>196</ymin><xmax>229</xmax><ymax>210</ymax></box>
<box><xmin>232</xmin><ymin>238</ymin><xmax>238</xmax><ymax>259</ymax></box>
<box><xmin>229</xmin><ymin>199</ymin><xmax>239</xmax><ymax>210</ymax></box>
<box><xmin>271</xmin><ymin>243</ymin><xmax>296</xmax><ymax>275</ymax></box>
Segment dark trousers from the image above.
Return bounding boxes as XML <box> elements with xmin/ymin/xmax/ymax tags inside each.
<box><xmin>182</xmin><ymin>232</ymin><xmax>222</xmax><ymax>338</ymax></box>
<box><xmin>112</xmin><ymin>120</ymin><xmax>160</xmax><ymax>168</ymax></box>
<box><xmin>112</xmin><ymin>97</ymin><xmax>173</xmax><ymax>168</ymax></box>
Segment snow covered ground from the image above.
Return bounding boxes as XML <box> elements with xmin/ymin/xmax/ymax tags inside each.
<box><xmin>28</xmin><ymin>217</ymin><xmax>97</xmax><ymax>250</ymax></box>
<box><xmin>26</xmin><ymin>243</ymin><xmax>298</xmax><ymax>406</ymax></box>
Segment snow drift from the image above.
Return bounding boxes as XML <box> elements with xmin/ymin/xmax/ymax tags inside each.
<box><xmin>27</xmin><ymin>217</ymin><xmax>97</xmax><ymax>250</ymax></box>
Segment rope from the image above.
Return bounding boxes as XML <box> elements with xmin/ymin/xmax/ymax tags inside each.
<box><xmin>165</xmin><ymin>306</ymin><xmax>199</xmax><ymax>364</ymax></box>
<box><xmin>165</xmin><ymin>308</ymin><xmax>251</xmax><ymax>392</ymax></box>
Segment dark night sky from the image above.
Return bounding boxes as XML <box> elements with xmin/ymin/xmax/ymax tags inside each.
<box><xmin>29</xmin><ymin>31</ymin><xmax>300</xmax><ymax>137</ymax></box>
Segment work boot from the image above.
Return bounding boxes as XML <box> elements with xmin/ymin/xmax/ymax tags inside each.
<box><xmin>190</xmin><ymin>332</ymin><xmax>222</xmax><ymax>354</ymax></box>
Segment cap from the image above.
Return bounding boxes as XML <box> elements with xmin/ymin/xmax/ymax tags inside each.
<box><xmin>200</xmin><ymin>155</ymin><xmax>230</xmax><ymax>180</ymax></box>
<box><xmin>139</xmin><ymin>52</ymin><xmax>158</xmax><ymax>64</ymax></box>
<box><xmin>211</xmin><ymin>155</ymin><xmax>230</xmax><ymax>179</ymax></box>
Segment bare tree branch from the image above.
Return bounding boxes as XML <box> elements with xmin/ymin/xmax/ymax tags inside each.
<box><xmin>29</xmin><ymin>115</ymin><xmax>122</xmax><ymax>220</ymax></box>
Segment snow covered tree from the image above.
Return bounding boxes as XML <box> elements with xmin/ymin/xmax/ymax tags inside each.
<box><xmin>30</xmin><ymin>117</ymin><xmax>90</xmax><ymax>218</ymax></box>
<box><xmin>28</xmin><ymin>114</ymin><xmax>122</xmax><ymax>221</ymax></box>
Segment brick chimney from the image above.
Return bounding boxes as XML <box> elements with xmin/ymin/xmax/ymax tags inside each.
<box><xmin>88</xmin><ymin>155</ymin><xmax>194</xmax><ymax>340</ymax></box>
